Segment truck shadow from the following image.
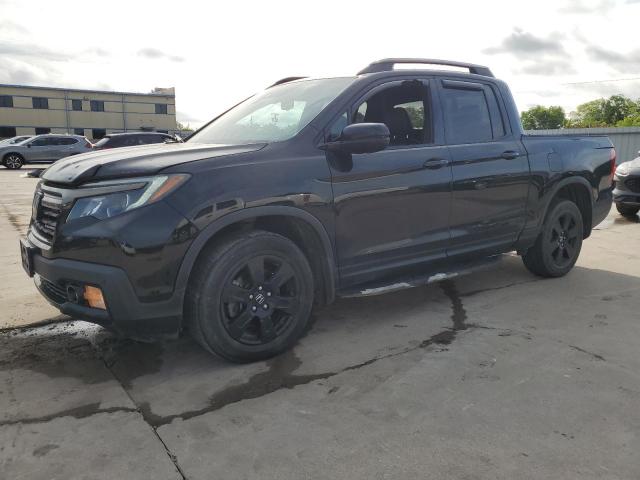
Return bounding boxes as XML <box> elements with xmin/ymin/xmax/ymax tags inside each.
<box><xmin>4</xmin><ymin>254</ymin><xmax>637</xmax><ymax>425</ymax></box>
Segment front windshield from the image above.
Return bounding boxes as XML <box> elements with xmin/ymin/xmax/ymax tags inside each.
<box><xmin>188</xmin><ymin>77</ymin><xmax>354</xmax><ymax>145</ymax></box>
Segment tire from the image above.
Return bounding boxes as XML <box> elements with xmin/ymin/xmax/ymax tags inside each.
<box><xmin>186</xmin><ymin>230</ymin><xmax>315</xmax><ymax>363</ymax></box>
<box><xmin>522</xmin><ymin>200</ymin><xmax>584</xmax><ymax>278</ymax></box>
<box><xmin>3</xmin><ymin>153</ymin><xmax>24</xmax><ymax>170</ymax></box>
<box><xmin>616</xmin><ymin>203</ymin><xmax>639</xmax><ymax>217</ymax></box>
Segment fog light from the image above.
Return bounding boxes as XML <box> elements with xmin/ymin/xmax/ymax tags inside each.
<box><xmin>84</xmin><ymin>286</ymin><xmax>106</xmax><ymax>310</ymax></box>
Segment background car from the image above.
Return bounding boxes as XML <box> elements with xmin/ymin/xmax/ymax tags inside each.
<box><xmin>0</xmin><ymin>134</ymin><xmax>92</xmax><ymax>169</ymax></box>
<box><xmin>0</xmin><ymin>135</ymin><xmax>33</xmax><ymax>146</ymax></box>
<box><xmin>613</xmin><ymin>153</ymin><xmax>640</xmax><ymax>216</ymax></box>
<box><xmin>92</xmin><ymin>132</ymin><xmax>180</xmax><ymax>150</ymax></box>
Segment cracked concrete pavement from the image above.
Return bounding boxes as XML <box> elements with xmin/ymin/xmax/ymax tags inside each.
<box><xmin>1</xmin><ymin>168</ymin><xmax>640</xmax><ymax>479</ymax></box>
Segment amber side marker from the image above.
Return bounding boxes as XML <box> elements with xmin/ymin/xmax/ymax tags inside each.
<box><xmin>84</xmin><ymin>286</ymin><xmax>106</xmax><ymax>310</ymax></box>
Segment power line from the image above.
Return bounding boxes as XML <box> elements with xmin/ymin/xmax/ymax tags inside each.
<box><xmin>562</xmin><ymin>77</ymin><xmax>640</xmax><ymax>85</ymax></box>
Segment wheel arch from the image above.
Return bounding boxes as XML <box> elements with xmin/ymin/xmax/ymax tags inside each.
<box><xmin>2</xmin><ymin>151</ymin><xmax>24</xmax><ymax>162</ymax></box>
<box><xmin>176</xmin><ymin>206</ymin><xmax>337</xmax><ymax>319</ymax></box>
<box><xmin>543</xmin><ymin>176</ymin><xmax>594</xmax><ymax>239</ymax></box>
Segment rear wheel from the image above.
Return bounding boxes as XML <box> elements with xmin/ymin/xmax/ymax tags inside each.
<box><xmin>522</xmin><ymin>200</ymin><xmax>583</xmax><ymax>278</ymax></box>
<box><xmin>616</xmin><ymin>203</ymin><xmax>639</xmax><ymax>217</ymax></box>
<box><xmin>186</xmin><ymin>231</ymin><xmax>314</xmax><ymax>363</ymax></box>
<box><xmin>3</xmin><ymin>153</ymin><xmax>24</xmax><ymax>169</ymax></box>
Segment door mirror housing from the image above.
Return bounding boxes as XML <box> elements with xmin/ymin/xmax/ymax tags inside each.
<box><xmin>324</xmin><ymin>123</ymin><xmax>390</xmax><ymax>154</ymax></box>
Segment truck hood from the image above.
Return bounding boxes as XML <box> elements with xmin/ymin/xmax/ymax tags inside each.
<box><xmin>41</xmin><ymin>142</ymin><xmax>266</xmax><ymax>185</ymax></box>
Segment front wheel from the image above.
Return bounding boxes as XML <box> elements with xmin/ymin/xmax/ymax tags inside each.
<box><xmin>186</xmin><ymin>231</ymin><xmax>315</xmax><ymax>363</ymax></box>
<box><xmin>3</xmin><ymin>153</ymin><xmax>24</xmax><ymax>169</ymax></box>
<box><xmin>616</xmin><ymin>203</ymin><xmax>639</xmax><ymax>217</ymax></box>
<box><xmin>522</xmin><ymin>200</ymin><xmax>584</xmax><ymax>278</ymax></box>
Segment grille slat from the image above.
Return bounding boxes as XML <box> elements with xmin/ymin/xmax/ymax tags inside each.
<box><xmin>40</xmin><ymin>277</ymin><xmax>67</xmax><ymax>304</ymax></box>
<box><xmin>32</xmin><ymin>190</ymin><xmax>63</xmax><ymax>245</ymax></box>
<box><xmin>625</xmin><ymin>178</ymin><xmax>640</xmax><ymax>194</ymax></box>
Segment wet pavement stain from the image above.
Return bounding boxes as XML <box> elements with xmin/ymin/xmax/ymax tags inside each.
<box><xmin>0</xmin><ymin>403</ymin><xmax>138</xmax><ymax>427</ymax></box>
<box><xmin>139</xmin><ymin>350</ymin><xmax>334</xmax><ymax>427</ymax></box>
<box><xmin>0</xmin><ymin>328</ymin><xmax>113</xmax><ymax>385</ymax></box>
<box><xmin>439</xmin><ymin>280</ymin><xmax>468</xmax><ymax>331</ymax></box>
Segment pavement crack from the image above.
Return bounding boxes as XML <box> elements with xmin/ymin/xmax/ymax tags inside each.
<box><xmin>97</xmin><ymin>350</ymin><xmax>189</xmax><ymax>480</ymax></box>
<box><xmin>569</xmin><ymin>345</ymin><xmax>606</xmax><ymax>361</ymax></box>
<box><xmin>460</xmin><ymin>279</ymin><xmax>542</xmax><ymax>298</ymax></box>
<box><xmin>0</xmin><ymin>404</ymin><xmax>138</xmax><ymax>427</ymax></box>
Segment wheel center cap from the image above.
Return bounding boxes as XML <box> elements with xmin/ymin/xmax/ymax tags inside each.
<box><xmin>558</xmin><ymin>231</ymin><xmax>567</xmax><ymax>248</ymax></box>
<box><xmin>254</xmin><ymin>293</ymin><xmax>265</xmax><ymax>305</ymax></box>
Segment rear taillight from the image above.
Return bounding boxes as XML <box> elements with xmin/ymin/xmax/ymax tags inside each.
<box><xmin>610</xmin><ymin>148</ymin><xmax>617</xmax><ymax>176</ymax></box>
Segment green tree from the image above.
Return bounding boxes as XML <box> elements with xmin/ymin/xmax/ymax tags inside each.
<box><xmin>568</xmin><ymin>95</ymin><xmax>639</xmax><ymax>127</ymax></box>
<box><xmin>521</xmin><ymin>105</ymin><xmax>566</xmax><ymax>130</ymax></box>
<box><xmin>176</xmin><ymin>121</ymin><xmax>194</xmax><ymax>132</ymax></box>
<box><xmin>616</xmin><ymin>114</ymin><xmax>640</xmax><ymax>127</ymax></box>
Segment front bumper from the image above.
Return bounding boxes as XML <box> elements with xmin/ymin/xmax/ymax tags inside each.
<box><xmin>32</xmin><ymin>253</ymin><xmax>183</xmax><ymax>337</ymax></box>
<box><xmin>613</xmin><ymin>177</ymin><xmax>640</xmax><ymax>206</ymax></box>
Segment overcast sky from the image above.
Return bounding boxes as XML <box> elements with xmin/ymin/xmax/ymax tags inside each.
<box><xmin>1</xmin><ymin>0</ymin><xmax>639</xmax><ymax>127</ymax></box>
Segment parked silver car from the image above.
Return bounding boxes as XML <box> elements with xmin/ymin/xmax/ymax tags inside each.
<box><xmin>1</xmin><ymin>134</ymin><xmax>92</xmax><ymax>169</ymax></box>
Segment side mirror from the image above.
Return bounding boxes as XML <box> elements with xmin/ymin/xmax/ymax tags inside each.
<box><xmin>324</xmin><ymin>123</ymin><xmax>390</xmax><ymax>154</ymax></box>
<box><xmin>27</xmin><ymin>144</ymin><xmax>31</xmax><ymax>148</ymax></box>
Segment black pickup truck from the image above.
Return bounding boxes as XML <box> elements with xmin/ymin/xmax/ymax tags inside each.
<box><xmin>21</xmin><ymin>59</ymin><xmax>615</xmax><ymax>362</ymax></box>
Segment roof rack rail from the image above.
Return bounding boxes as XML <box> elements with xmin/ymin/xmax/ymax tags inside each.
<box><xmin>357</xmin><ymin>58</ymin><xmax>494</xmax><ymax>77</ymax></box>
<box><xmin>269</xmin><ymin>76</ymin><xmax>307</xmax><ymax>87</ymax></box>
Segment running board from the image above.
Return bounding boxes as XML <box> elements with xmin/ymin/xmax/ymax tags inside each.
<box><xmin>339</xmin><ymin>254</ymin><xmax>505</xmax><ymax>298</ymax></box>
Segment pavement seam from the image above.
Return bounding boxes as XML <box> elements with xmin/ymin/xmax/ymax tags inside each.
<box><xmin>97</xmin><ymin>351</ymin><xmax>189</xmax><ymax>480</ymax></box>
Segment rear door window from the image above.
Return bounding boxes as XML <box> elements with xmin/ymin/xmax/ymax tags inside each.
<box><xmin>440</xmin><ymin>82</ymin><xmax>493</xmax><ymax>144</ymax></box>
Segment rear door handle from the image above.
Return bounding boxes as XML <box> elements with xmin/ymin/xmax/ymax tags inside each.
<box><xmin>501</xmin><ymin>150</ymin><xmax>520</xmax><ymax>160</ymax></box>
<box><xmin>423</xmin><ymin>158</ymin><xmax>449</xmax><ymax>169</ymax></box>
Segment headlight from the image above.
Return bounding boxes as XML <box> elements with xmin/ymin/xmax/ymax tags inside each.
<box><xmin>66</xmin><ymin>174</ymin><xmax>189</xmax><ymax>222</ymax></box>
<box><xmin>615</xmin><ymin>162</ymin><xmax>631</xmax><ymax>177</ymax></box>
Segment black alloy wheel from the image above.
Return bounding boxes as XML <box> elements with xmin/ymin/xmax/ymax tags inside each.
<box><xmin>547</xmin><ymin>211</ymin><xmax>581</xmax><ymax>270</ymax></box>
<box><xmin>220</xmin><ymin>255</ymin><xmax>300</xmax><ymax>346</ymax></box>
<box><xmin>522</xmin><ymin>199</ymin><xmax>584</xmax><ymax>277</ymax></box>
<box><xmin>187</xmin><ymin>230</ymin><xmax>314</xmax><ymax>363</ymax></box>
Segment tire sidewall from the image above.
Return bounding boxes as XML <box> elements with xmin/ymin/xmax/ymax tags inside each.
<box><xmin>195</xmin><ymin>233</ymin><xmax>314</xmax><ymax>362</ymax></box>
<box><xmin>539</xmin><ymin>200</ymin><xmax>583</xmax><ymax>277</ymax></box>
<box><xmin>616</xmin><ymin>203</ymin><xmax>639</xmax><ymax>216</ymax></box>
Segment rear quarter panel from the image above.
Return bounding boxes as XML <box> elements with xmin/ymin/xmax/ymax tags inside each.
<box><xmin>519</xmin><ymin>134</ymin><xmax>613</xmax><ymax>246</ymax></box>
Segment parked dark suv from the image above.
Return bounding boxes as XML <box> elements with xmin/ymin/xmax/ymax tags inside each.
<box><xmin>21</xmin><ymin>59</ymin><xmax>614</xmax><ymax>362</ymax></box>
<box><xmin>93</xmin><ymin>132</ymin><xmax>178</xmax><ymax>150</ymax></box>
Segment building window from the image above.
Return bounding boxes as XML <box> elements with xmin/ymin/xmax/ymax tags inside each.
<box><xmin>35</xmin><ymin>127</ymin><xmax>51</xmax><ymax>135</ymax></box>
<box><xmin>72</xmin><ymin>99</ymin><xmax>82</xmax><ymax>111</ymax></box>
<box><xmin>155</xmin><ymin>104</ymin><xmax>168</xmax><ymax>114</ymax></box>
<box><xmin>0</xmin><ymin>126</ymin><xmax>17</xmax><ymax>138</ymax></box>
<box><xmin>91</xmin><ymin>128</ymin><xmax>106</xmax><ymax>139</ymax></box>
<box><xmin>74</xmin><ymin>128</ymin><xmax>85</xmax><ymax>136</ymax></box>
<box><xmin>32</xmin><ymin>97</ymin><xmax>49</xmax><ymax>109</ymax></box>
<box><xmin>90</xmin><ymin>100</ymin><xmax>105</xmax><ymax>112</ymax></box>
<box><xmin>0</xmin><ymin>96</ymin><xmax>13</xmax><ymax>108</ymax></box>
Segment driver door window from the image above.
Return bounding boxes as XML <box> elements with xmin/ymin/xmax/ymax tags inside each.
<box><xmin>327</xmin><ymin>81</ymin><xmax>431</xmax><ymax>147</ymax></box>
<box><xmin>353</xmin><ymin>82</ymin><xmax>430</xmax><ymax>146</ymax></box>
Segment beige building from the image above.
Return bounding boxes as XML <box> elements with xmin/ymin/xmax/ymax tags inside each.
<box><xmin>0</xmin><ymin>84</ymin><xmax>177</xmax><ymax>140</ymax></box>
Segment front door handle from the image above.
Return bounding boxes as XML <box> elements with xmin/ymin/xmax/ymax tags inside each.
<box><xmin>501</xmin><ymin>150</ymin><xmax>520</xmax><ymax>160</ymax></box>
<box><xmin>423</xmin><ymin>158</ymin><xmax>449</xmax><ymax>169</ymax></box>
